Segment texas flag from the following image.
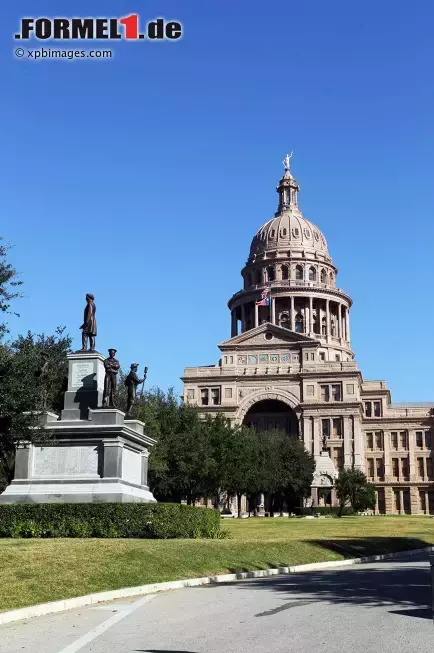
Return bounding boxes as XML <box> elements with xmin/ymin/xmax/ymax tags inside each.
<box><xmin>256</xmin><ymin>287</ymin><xmax>270</xmax><ymax>306</ymax></box>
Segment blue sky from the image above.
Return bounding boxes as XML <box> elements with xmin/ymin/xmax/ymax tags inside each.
<box><xmin>1</xmin><ymin>1</ymin><xmax>433</xmax><ymax>401</ymax></box>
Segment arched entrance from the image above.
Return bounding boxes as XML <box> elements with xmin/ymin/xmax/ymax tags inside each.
<box><xmin>243</xmin><ymin>399</ymin><xmax>299</xmax><ymax>436</ymax></box>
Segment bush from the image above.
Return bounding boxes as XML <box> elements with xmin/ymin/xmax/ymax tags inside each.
<box><xmin>0</xmin><ymin>503</ymin><xmax>221</xmax><ymax>539</ymax></box>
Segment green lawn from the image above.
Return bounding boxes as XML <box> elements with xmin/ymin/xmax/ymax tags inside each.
<box><xmin>1</xmin><ymin>516</ymin><xmax>433</xmax><ymax>612</ymax></box>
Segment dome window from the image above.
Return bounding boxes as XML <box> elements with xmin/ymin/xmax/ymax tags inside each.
<box><xmin>314</xmin><ymin>231</ymin><xmax>320</xmax><ymax>241</ymax></box>
<box><xmin>295</xmin><ymin>313</ymin><xmax>304</xmax><ymax>333</ymax></box>
<box><xmin>295</xmin><ymin>265</ymin><xmax>303</xmax><ymax>280</ymax></box>
<box><xmin>320</xmin><ymin>269</ymin><xmax>326</xmax><ymax>284</ymax></box>
<box><xmin>282</xmin><ymin>228</ymin><xmax>287</xmax><ymax>236</ymax></box>
<box><xmin>281</xmin><ymin>265</ymin><xmax>289</xmax><ymax>280</ymax></box>
<box><xmin>304</xmin><ymin>228</ymin><xmax>311</xmax><ymax>238</ymax></box>
<box><xmin>309</xmin><ymin>266</ymin><xmax>317</xmax><ymax>281</ymax></box>
<box><xmin>267</xmin><ymin>265</ymin><xmax>276</xmax><ymax>282</ymax></box>
<box><xmin>292</xmin><ymin>228</ymin><xmax>300</xmax><ymax>237</ymax></box>
<box><xmin>271</xmin><ymin>229</ymin><xmax>276</xmax><ymax>238</ymax></box>
<box><xmin>255</xmin><ymin>270</ymin><xmax>262</xmax><ymax>284</ymax></box>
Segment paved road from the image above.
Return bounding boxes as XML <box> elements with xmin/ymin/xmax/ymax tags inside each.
<box><xmin>1</xmin><ymin>553</ymin><xmax>432</xmax><ymax>653</ymax></box>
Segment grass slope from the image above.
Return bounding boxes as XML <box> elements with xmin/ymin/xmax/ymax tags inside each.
<box><xmin>1</xmin><ymin>516</ymin><xmax>433</xmax><ymax>612</ymax></box>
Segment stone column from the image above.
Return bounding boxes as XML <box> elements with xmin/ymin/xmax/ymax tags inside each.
<box><xmin>14</xmin><ymin>444</ymin><xmax>31</xmax><ymax>480</ymax></box>
<box><xmin>346</xmin><ymin>308</ymin><xmax>350</xmax><ymax>343</ymax></box>
<box><xmin>326</xmin><ymin>299</ymin><xmax>330</xmax><ymax>339</ymax></box>
<box><xmin>290</xmin><ymin>296</ymin><xmax>295</xmax><ymax>331</ymax></box>
<box><xmin>271</xmin><ymin>297</ymin><xmax>276</xmax><ymax>325</ymax></box>
<box><xmin>353</xmin><ymin>416</ymin><xmax>363</xmax><ymax>469</ymax></box>
<box><xmin>343</xmin><ymin>416</ymin><xmax>352</xmax><ymax>467</ymax></box>
<box><xmin>241</xmin><ymin>304</ymin><xmax>246</xmax><ymax>333</ymax></box>
<box><xmin>103</xmin><ymin>441</ymin><xmax>123</xmax><ymax>479</ymax></box>
<box><xmin>408</xmin><ymin>430</ymin><xmax>416</xmax><ymax>481</ymax></box>
<box><xmin>254</xmin><ymin>302</ymin><xmax>259</xmax><ymax>328</ymax></box>
<box><xmin>399</xmin><ymin>489</ymin><xmax>404</xmax><ymax>515</ymax></box>
<box><xmin>141</xmin><ymin>449</ymin><xmax>149</xmax><ymax>487</ymax></box>
<box><xmin>231</xmin><ymin>310</ymin><xmax>237</xmax><ymax>337</ymax></box>
<box><xmin>313</xmin><ymin>418</ymin><xmax>320</xmax><ymax>457</ymax></box>
<box><xmin>338</xmin><ymin>303</ymin><xmax>342</xmax><ymax>339</ymax></box>
<box><xmin>309</xmin><ymin>296</ymin><xmax>313</xmax><ymax>334</ymax></box>
<box><xmin>302</xmin><ymin>416</ymin><xmax>312</xmax><ymax>455</ymax></box>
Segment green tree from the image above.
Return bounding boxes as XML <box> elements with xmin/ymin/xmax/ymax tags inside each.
<box><xmin>0</xmin><ymin>328</ymin><xmax>71</xmax><ymax>489</ymax></box>
<box><xmin>221</xmin><ymin>426</ymin><xmax>259</xmax><ymax>518</ymax></box>
<box><xmin>0</xmin><ymin>239</ymin><xmax>23</xmax><ymax>341</ymax></box>
<box><xmin>335</xmin><ymin>468</ymin><xmax>376</xmax><ymax>516</ymax></box>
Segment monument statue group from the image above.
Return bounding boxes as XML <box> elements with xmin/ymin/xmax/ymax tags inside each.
<box><xmin>0</xmin><ymin>293</ymin><xmax>157</xmax><ymax>504</ymax></box>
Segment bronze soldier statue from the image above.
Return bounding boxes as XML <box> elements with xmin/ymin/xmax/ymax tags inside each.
<box><xmin>102</xmin><ymin>348</ymin><xmax>120</xmax><ymax>408</ymax></box>
<box><xmin>80</xmin><ymin>293</ymin><xmax>97</xmax><ymax>351</ymax></box>
<box><xmin>125</xmin><ymin>364</ymin><xmax>147</xmax><ymax>416</ymax></box>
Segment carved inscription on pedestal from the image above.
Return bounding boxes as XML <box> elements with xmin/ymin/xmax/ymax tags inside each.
<box><xmin>71</xmin><ymin>362</ymin><xmax>95</xmax><ymax>388</ymax></box>
<box><xmin>32</xmin><ymin>446</ymin><xmax>99</xmax><ymax>477</ymax></box>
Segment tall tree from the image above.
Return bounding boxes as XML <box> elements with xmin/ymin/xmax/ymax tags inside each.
<box><xmin>0</xmin><ymin>328</ymin><xmax>71</xmax><ymax>489</ymax></box>
<box><xmin>0</xmin><ymin>239</ymin><xmax>23</xmax><ymax>341</ymax></box>
<box><xmin>335</xmin><ymin>468</ymin><xmax>376</xmax><ymax>516</ymax></box>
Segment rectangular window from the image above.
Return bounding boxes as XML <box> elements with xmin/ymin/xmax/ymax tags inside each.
<box><xmin>332</xmin><ymin>418</ymin><xmax>342</xmax><ymax>438</ymax></box>
<box><xmin>310</xmin><ymin>353</ymin><xmax>315</xmax><ymax>361</ymax></box>
<box><xmin>403</xmin><ymin>489</ymin><xmax>411</xmax><ymax>514</ymax></box>
<box><xmin>304</xmin><ymin>352</ymin><xmax>309</xmax><ymax>361</ymax></box>
<box><xmin>377</xmin><ymin>488</ymin><xmax>386</xmax><ymax>514</ymax></box>
<box><xmin>417</xmin><ymin>457</ymin><xmax>425</xmax><ymax>479</ymax></box>
<box><xmin>367</xmin><ymin>458</ymin><xmax>374</xmax><ymax>479</ymax></box>
<box><xmin>366</xmin><ymin>432</ymin><xmax>373</xmax><ymax>450</ymax></box>
<box><xmin>365</xmin><ymin>402</ymin><xmax>372</xmax><ymax>417</ymax></box>
<box><xmin>306</xmin><ymin>384</ymin><xmax>315</xmax><ymax>396</ymax></box>
<box><xmin>376</xmin><ymin>458</ymin><xmax>384</xmax><ymax>480</ymax></box>
<box><xmin>346</xmin><ymin>384</ymin><xmax>355</xmax><ymax>395</ymax></box>
<box><xmin>391</xmin><ymin>432</ymin><xmax>398</xmax><ymax>450</ymax></box>
<box><xmin>373</xmin><ymin>401</ymin><xmax>381</xmax><ymax>417</ymax></box>
<box><xmin>331</xmin><ymin>384</ymin><xmax>341</xmax><ymax>401</ymax></box>
<box><xmin>211</xmin><ymin>388</ymin><xmax>220</xmax><ymax>405</ymax></box>
<box><xmin>187</xmin><ymin>389</ymin><xmax>195</xmax><ymax>401</ymax></box>
<box><xmin>320</xmin><ymin>385</ymin><xmax>330</xmax><ymax>402</ymax></box>
<box><xmin>224</xmin><ymin>387</ymin><xmax>232</xmax><ymax>399</ymax></box>
<box><xmin>416</xmin><ymin>431</ymin><xmax>423</xmax><ymax>448</ymax></box>
<box><xmin>427</xmin><ymin>458</ymin><xmax>433</xmax><ymax>480</ymax></box>
<box><xmin>375</xmin><ymin>431</ymin><xmax>383</xmax><ymax>450</ymax></box>
<box><xmin>401</xmin><ymin>458</ymin><xmax>409</xmax><ymax>480</ymax></box>
<box><xmin>425</xmin><ymin>431</ymin><xmax>432</xmax><ymax>449</ymax></box>
<box><xmin>392</xmin><ymin>458</ymin><xmax>399</xmax><ymax>479</ymax></box>
<box><xmin>200</xmin><ymin>389</ymin><xmax>209</xmax><ymax>406</ymax></box>
<box><xmin>322</xmin><ymin>419</ymin><xmax>330</xmax><ymax>437</ymax></box>
<box><xmin>400</xmin><ymin>431</ymin><xmax>407</xmax><ymax>450</ymax></box>
<box><xmin>229</xmin><ymin>356</ymin><xmax>234</xmax><ymax>364</ymax></box>
<box><xmin>319</xmin><ymin>352</ymin><xmax>326</xmax><ymax>361</ymax></box>
<box><xmin>224</xmin><ymin>356</ymin><xmax>227</xmax><ymax>364</ymax></box>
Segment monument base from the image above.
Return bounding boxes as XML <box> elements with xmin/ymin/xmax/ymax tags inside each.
<box><xmin>0</xmin><ymin>479</ymin><xmax>156</xmax><ymax>504</ymax></box>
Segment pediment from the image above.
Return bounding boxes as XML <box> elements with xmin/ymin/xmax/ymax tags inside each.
<box><xmin>219</xmin><ymin>323</ymin><xmax>321</xmax><ymax>351</ymax></box>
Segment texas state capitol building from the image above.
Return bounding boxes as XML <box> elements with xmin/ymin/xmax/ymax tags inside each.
<box><xmin>182</xmin><ymin>157</ymin><xmax>434</xmax><ymax>515</ymax></box>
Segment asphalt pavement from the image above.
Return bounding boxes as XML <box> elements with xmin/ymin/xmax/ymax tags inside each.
<box><xmin>1</xmin><ymin>552</ymin><xmax>432</xmax><ymax>653</ymax></box>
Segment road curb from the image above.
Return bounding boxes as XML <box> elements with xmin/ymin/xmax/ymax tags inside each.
<box><xmin>1</xmin><ymin>545</ymin><xmax>432</xmax><ymax>626</ymax></box>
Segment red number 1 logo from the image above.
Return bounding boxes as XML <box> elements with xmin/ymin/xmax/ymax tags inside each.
<box><xmin>119</xmin><ymin>14</ymin><xmax>139</xmax><ymax>39</ymax></box>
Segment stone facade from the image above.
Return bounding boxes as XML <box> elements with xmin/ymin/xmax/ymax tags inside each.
<box><xmin>182</xmin><ymin>160</ymin><xmax>434</xmax><ymax>515</ymax></box>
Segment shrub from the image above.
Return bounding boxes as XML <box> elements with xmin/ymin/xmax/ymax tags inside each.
<box><xmin>0</xmin><ymin>503</ymin><xmax>221</xmax><ymax>539</ymax></box>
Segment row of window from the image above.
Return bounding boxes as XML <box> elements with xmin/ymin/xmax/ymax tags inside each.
<box><xmin>375</xmin><ymin>488</ymin><xmax>434</xmax><ymax>515</ymax></box>
<box><xmin>366</xmin><ymin>456</ymin><xmax>433</xmax><ymax>481</ymax></box>
<box><xmin>366</xmin><ymin>430</ymin><xmax>432</xmax><ymax>451</ymax></box>
<box><xmin>322</xmin><ymin>418</ymin><xmax>342</xmax><ymax>438</ymax></box>
<box><xmin>245</xmin><ymin>265</ymin><xmax>335</xmax><ymax>287</ymax></box>
<box><xmin>320</xmin><ymin>383</ymin><xmax>342</xmax><ymax>402</ymax></box>
<box><xmin>364</xmin><ymin>401</ymin><xmax>382</xmax><ymax>417</ymax></box>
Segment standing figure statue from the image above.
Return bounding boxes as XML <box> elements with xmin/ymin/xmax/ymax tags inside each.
<box><xmin>322</xmin><ymin>432</ymin><xmax>328</xmax><ymax>452</ymax></box>
<box><xmin>283</xmin><ymin>151</ymin><xmax>293</xmax><ymax>173</ymax></box>
<box><xmin>102</xmin><ymin>348</ymin><xmax>120</xmax><ymax>408</ymax></box>
<box><xmin>125</xmin><ymin>364</ymin><xmax>147</xmax><ymax>416</ymax></box>
<box><xmin>80</xmin><ymin>293</ymin><xmax>97</xmax><ymax>351</ymax></box>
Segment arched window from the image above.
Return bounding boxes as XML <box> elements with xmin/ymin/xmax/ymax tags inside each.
<box><xmin>281</xmin><ymin>265</ymin><xmax>289</xmax><ymax>280</ymax></box>
<box><xmin>295</xmin><ymin>265</ymin><xmax>303</xmax><ymax>280</ymax></box>
<box><xmin>321</xmin><ymin>317</ymin><xmax>327</xmax><ymax>336</ymax></box>
<box><xmin>267</xmin><ymin>266</ymin><xmax>275</xmax><ymax>282</ymax></box>
<box><xmin>320</xmin><ymin>269</ymin><xmax>326</xmax><ymax>284</ymax></box>
<box><xmin>255</xmin><ymin>269</ymin><xmax>262</xmax><ymax>285</ymax></box>
<box><xmin>309</xmin><ymin>266</ymin><xmax>317</xmax><ymax>281</ymax></box>
<box><xmin>329</xmin><ymin>272</ymin><xmax>334</xmax><ymax>286</ymax></box>
<box><xmin>246</xmin><ymin>273</ymin><xmax>252</xmax><ymax>288</ymax></box>
<box><xmin>280</xmin><ymin>313</ymin><xmax>290</xmax><ymax>329</ymax></box>
<box><xmin>295</xmin><ymin>313</ymin><xmax>304</xmax><ymax>333</ymax></box>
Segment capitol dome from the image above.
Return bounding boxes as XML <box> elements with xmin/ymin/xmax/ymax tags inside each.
<box><xmin>249</xmin><ymin>211</ymin><xmax>329</xmax><ymax>261</ymax></box>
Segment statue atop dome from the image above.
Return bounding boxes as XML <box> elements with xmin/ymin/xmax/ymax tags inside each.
<box><xmin>283</xmin><ymin>151</ymin><xmax>293</xmax><ymax>173</ymax></box>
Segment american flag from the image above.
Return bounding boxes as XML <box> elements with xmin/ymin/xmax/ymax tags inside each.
<box><xmin>256</xmin><ymin>287</ymin><xmax>270</xmax><ymax>306</ymax></box>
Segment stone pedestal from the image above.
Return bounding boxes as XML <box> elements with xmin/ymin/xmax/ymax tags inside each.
<box><xmin>0</xmin><ymin>352</ymin><xmax>157</xmax><ymax>504</ymax></box>
<box><xmin>311</xmin><ymin>451</ymin><xmax>338</xmax><ymax>506</ymax></box>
